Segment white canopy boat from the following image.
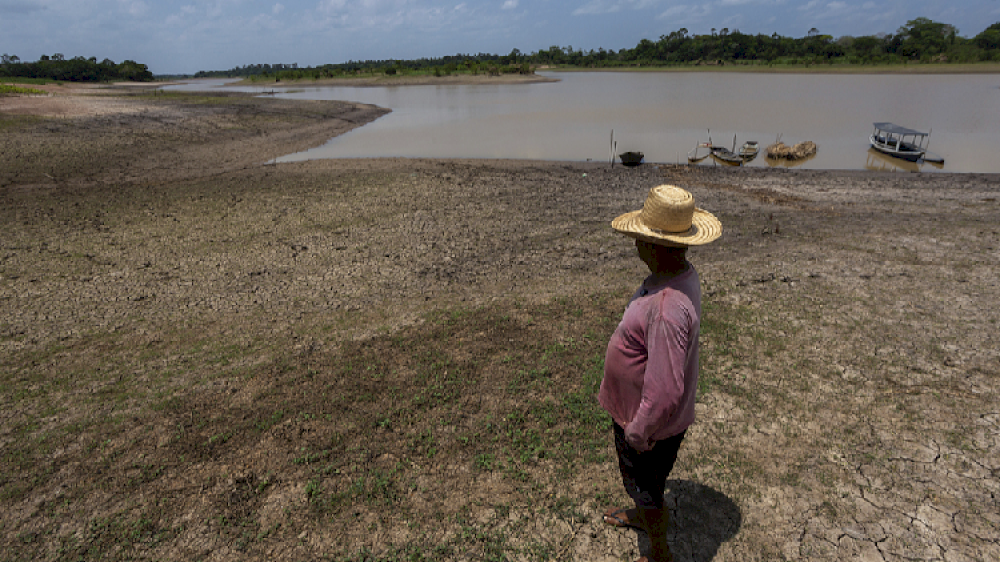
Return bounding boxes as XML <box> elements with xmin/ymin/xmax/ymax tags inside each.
<box><xmin>870</xmin><ymin>122</ymin><xmax>933</xmax><ymax>162</ymax></box>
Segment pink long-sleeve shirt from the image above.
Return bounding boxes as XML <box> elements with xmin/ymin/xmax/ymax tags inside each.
<box><xmin>599</xmin><ymin>266</ymin><xmax>701</xmax><ymax>452</ymax></box>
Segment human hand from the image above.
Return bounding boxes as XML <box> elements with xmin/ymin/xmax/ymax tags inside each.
<box><xmin>624</xmin><ymin>424</ymin><xmax>651</xmax><ymax>453</ymax></box>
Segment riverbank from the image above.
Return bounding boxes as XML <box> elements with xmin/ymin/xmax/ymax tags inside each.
<box><xmin>237</xmin><ymin>72</ymin><xmax>560</xmax><ymax>87</ymax></box>
<box><xmin>2</xmin><ymin>88</ymin><xmax>998</xmax><ymax>561</ymax></box>
<box><xmin>234</xmin><ymin>62</ymin><xmax>1000</xmax><ymax>87</ymax></box>
<box><xmin>1</xmin><ymin>87</ymin><xmax>389</xmax><ymax>185</ymax></box>
<box><xmin>545</xmin><ymin>61</ymin><xmax>1000</xmax><ymax>74</ymax></box>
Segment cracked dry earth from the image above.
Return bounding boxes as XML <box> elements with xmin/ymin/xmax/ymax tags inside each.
<box><xmin>1</xmin><ymin>91</ymin><xmax>998</xmax><ymax>561</ymax></box>
<box><xmin>679</xmin><ymin>166</ymin><xmax>1000</xmax><ymax>561</ymax></box>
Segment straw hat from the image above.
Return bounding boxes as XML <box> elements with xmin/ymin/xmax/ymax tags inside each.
<box><xmin>611</xmin><ymin>185</ymin><xmax>722</xmax><ymax>246</ymax></box>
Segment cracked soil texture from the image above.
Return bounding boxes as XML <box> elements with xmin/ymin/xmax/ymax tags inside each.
<box><xmin>1</xmin><ymin>86</ymin><xmax>998</xmax><ymax>561</ymax></box>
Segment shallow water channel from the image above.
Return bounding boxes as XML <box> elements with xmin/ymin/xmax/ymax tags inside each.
<box><xmin>174</xmin><ymin>72</ymin><xmax>1000</xmax><ymax>173</ymax></box>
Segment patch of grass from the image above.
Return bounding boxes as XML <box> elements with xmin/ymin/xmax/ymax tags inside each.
<box><xmin>1</xmin><ymin>77</ymin><xmax>59</xmax><ymax>85</ymax></box>
<box><xmin>293</xmin><ymin>446</ymin><xmax>332</xmax><ymax>465</ymax></box>
<box><xmin>699</xmin><ymin>299</ymin><xmax>752</xmax><ymax>396</ymax></box>
<box><xmin>0</xmin><ymin>84</ymin><xmax>47</xmax><ymax>95</ymax></box>
<box><xmin>334</xmin><ymin>543</ymin><xmax>455</xmax><ymax>562</ymax></box>
<box><xmin>474</xmin><ymin>453</ymin><xmax>496</xmax><ymax>471</ymax></box>
<box><xmin>309</xmin><ymin>465</ymin><xmax>403</xmax><ymax>513</ymax></box>
<box><xmin>54</xmin><ymin>511</ymin><xmax>183</xmax><ymax>561</ymax></box>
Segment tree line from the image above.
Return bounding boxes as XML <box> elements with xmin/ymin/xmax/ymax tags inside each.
<box><xmin>0</xmin><ymin>54</ymin><xmax>155</xmax><ymax>82</ymax></box>
<box><xmin>194</xmin><ymin>53</ymin><xmax>531</xmax><ymax>80</ymax></box>
<box><xmin>200</xmin><ymin>17</ymin><xmax>1000</xmax><ymax>83</ymax></box>
<box><xmin>529</xmin><ymin>17</ymin><xmax>998</xmax><ymax>67</ymax></box>
<box><xmin>578</xmin><ymin>18</ymin><xmax>1000</xmax><ymax>67</ymax></box>
<box><xmin>194</xmin><ymin>63</ymin><xmax>302</xmax><ymax>78</ymax></box>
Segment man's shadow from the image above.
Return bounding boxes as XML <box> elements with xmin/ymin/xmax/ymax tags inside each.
<box><xmin>635</xmin><ymin>479</ymin><xmax>742</xmax><ymax>562</ymax></box>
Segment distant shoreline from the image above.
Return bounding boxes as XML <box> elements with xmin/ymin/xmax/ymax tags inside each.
<box><xmin>541</xmin><ymin>61</ymin><xmax>1000</xmax><ymax>75</ymax></box>
<box><xmin>234</xmin><ymin>73</ymin><xmax>560</xmax><ymax>88</ymax></box>
<box><xmin>221</xmin><ymin>61</ymin><xmax>1000</xmax><ymax>87</ymax></box>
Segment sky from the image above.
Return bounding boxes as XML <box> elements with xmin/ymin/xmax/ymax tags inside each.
<box><xmin>2</xmin><ymin>0</ymin><xmax>1000</xmax><ymax>75</ymax></box>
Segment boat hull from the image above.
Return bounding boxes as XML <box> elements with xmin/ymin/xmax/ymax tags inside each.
<box><xmin>869</xmin><ymin>133</ymin><xmax>925</xmax><ymax>162</ymax></box>
<box><xmin>710</xmin><ymin>147</ymin><xmax>743</xmax><ymax>166</ymax></box>
<box><xmin>619</xmin><ymin>152</ymin><xmax>644</xmax><ymax>167</ymax></box>
<box><xmin>738</xmin><ymin>141</ymin><xmax>759</xmax><ymax>162</ymax></box>
<box><xmin>687</xmin><ymin>142</ymin><xmax>712</xmax><ymax>163</ymax></box>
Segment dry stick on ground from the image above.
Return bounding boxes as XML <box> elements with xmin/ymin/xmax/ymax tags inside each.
<box><xmin>555</xmin><ymin>516</ymin><xmax>584</xmax><ymax>561</ymax></box>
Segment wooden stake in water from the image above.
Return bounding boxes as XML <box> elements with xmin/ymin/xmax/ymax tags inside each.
<box><xmin>610</xmin><ymin>129</ymin><xmax>615</xmax><ymax>168</ymax></box>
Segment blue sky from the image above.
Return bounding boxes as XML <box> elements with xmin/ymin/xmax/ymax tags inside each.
<box><xmin>2</xmin><ymin>0</ymin><xmax>999</xmax><ymax>74</ymax></box>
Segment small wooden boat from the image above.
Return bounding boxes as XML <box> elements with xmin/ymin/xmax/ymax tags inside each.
<box><xmin>619</xmin><ymin>151</ymin><xmax>644</xmax><ymax>167</ymax></box>
<box><xmin>870</xmin><ymin>122</ymin><xmax>931</xmax><ymax>162</ymax></box>
<box><xmin>738</xmin><ymin>141</ymin><xmax>759</xmax><ymax>162</ymax></box>
<box><xmin>705</xmin><ymin>133</ymin><xmax>756</xmax><ymax>166</ymax></box>
<box><xmin>710</xmin><ymin>146</ymin><xmax>744</xmax><ymax>166</ymax></box>
<box><xmin>687</xmin><ymin>142</ymin><xmax>713</xmax><ymax>163</ymax></box>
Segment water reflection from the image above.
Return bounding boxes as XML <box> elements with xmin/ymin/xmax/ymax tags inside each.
<box><xmin>864</xmin><ymin>148</ymin><xmax>945</xmax><ymax>173</ymax></box>
<box><xmin>764</xmin><ymin>154</ymin><xmax>817</xmax><ymax>169</ymax></box>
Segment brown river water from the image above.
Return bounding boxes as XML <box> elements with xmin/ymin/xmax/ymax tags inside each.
<box><xmin>176</xmin><ymin>72</ymin><xmax>1000</xmax><ymax>173</ymax></box>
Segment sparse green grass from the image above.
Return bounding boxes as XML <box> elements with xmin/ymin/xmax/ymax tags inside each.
<box><xmin>0</xmin><ymin>84</ymin><xmax>47</xmax><ymax>95</ymax></box>
<box><xmin>0</xmin><ymin>255</ymin><xmax>792</xmax><ymax>560</ymax></box>
<box><xmin>1</xmin><ymin>77</ymin><xmax>59</xmax><ymax>85</ymax></box>
<box><xmin>7</xmin><ymin>287</ymin><xmax>643</xmax><ymax>558</ymax></box>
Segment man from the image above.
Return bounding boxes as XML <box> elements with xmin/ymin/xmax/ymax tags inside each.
<box><xmin>599</xmin><ymin>185</ymin><xmax>722</xmax><ymax>562</ymax></box>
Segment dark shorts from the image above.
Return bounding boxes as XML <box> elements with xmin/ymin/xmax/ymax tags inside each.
<box><xmin>614</xmin><ymin>422</ymin><xmax>686</xmax><ymax>509</ymax></box>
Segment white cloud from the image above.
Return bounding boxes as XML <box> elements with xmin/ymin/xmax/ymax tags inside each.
<box><xmin>273</xmin><ymin>2</ymin><xmax>284</xmax><ymax>15</ymax></box>
<box><xmin>502</xmin><ymin>0</ymin><xmax>518</xmax><ymax>9</ymax></box>
<box><xmin>573</xmin><ymin>1</ymin><xmax>615</xmax><ymax>16</ymax></box>
<box><xmin>657</xmin><ymin>3</ymin><xmax>713</xmax><ymax>24</ymax></box>
<box><xmin>319</xmin><ymin>0</ymin><xmax>347</xmax><ymax>10</ymax></box>
<box><xmin>248</xmin><ymin>12</ymin><xmax>281</xmax><ymax>30</ymax></box>
<box><xmin>121</xmin><ymin>1</ymin><xmax>149</xmax><ymax>16</ymax></box>
<box><xmin>658</xmin><ymin>4</ymin><xmax>689</xmax><ymax>18</ymax></box>
<box><xmin>572</xmin><ymin>0</ymin><xmax>662</xmax><ymax>16</ymax></box>
<box><xmin>310</xmin><ymin>0</ymin><xmax>450</xmax><ymax>35</ymax></box>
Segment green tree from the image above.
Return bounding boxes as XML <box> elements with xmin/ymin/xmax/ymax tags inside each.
<box><xmin>115</xmin><ymin>59</ymin><xmax>154</xmax><ymax>81</ymax></box>
<box><xmin>974</xmin><ymin>22</ymin><xmax>1000</xmax><ymax>50</ymax></box>
<box><xmin>894</xmin><ymin>17</ymin><xmax>952</xmax><ymax>58</ymax></box>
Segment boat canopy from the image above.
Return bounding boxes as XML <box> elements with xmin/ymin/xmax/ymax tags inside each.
<box><xmin>873</xmin><ymin>123</ymin><xmax>927</xmax><ymax>137</ymax></box>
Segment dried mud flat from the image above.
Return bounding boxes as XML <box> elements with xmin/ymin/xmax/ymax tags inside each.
<box><xmin>1</xmin><ymin>87</ymin><xmax>998</xmax><ymax>561</ymax></box>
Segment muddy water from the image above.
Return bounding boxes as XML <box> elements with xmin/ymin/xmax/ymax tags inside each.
<box><xmin>192</xmin><ymin>72</ymin><xmax>1000</xmax><ymax>173</ymax></box>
